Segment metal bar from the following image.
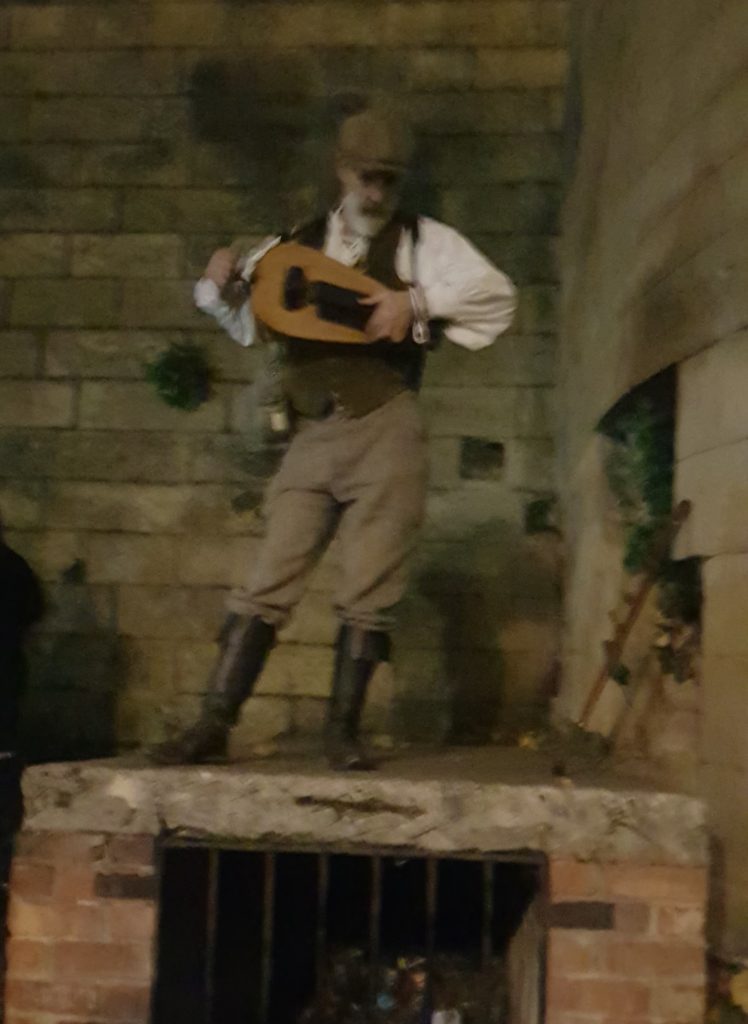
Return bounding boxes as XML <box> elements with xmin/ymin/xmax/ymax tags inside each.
<box><xmin>259</xmin><ymin>852</ymin><xmax>276</xmax><ymax>1024</ymax></box>
<box><xmin>481</xmin><ymin>860</ymin><xmax>494</xmax><ymax>969</ymax></box>
<box><xmin>315</xmin><ymin>854</ymin><xmax>329</xmax><ymax>995</ymax></box>
<box><xmin>204</xmin><ymin>849</ymin><xmax>220</xmax><ymax>1024</ymax></box>
<box><xmin>369</xmin><ymin>856</ymin><xmax>382</xmax><ymax>1005</ymax></box>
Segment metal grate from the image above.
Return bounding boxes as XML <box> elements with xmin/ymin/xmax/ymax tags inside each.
<box><xmin>154</xmin><ymin>846</ymin><xmax>544</xmax><ymax>1024</ymax></box>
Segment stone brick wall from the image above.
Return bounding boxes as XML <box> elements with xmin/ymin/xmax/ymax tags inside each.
<box><xmin>0</xmin><ymin>1</ymin><xmax>567</xmax><ymax>756</ymax></box>
<box><xmin>557</xmin><ymin>0</ymin><xmax>748</xmax><ymax>958</ymax></box>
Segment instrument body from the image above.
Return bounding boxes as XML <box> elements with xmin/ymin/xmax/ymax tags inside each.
<box><xmin>249</xmin><ymin>242</ymin><xmax>385</xmax><ymax>344</ymax></box>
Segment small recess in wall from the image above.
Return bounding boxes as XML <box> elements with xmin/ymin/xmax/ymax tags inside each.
<box><xmin>459</xmin><ymin>437</ymin><xmax>504</xmax><ymax>480</ymax></box>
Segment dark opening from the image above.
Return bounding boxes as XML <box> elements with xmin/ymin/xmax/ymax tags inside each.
<box><xmin>154</xmin><ymin>847</ymin><xmax>543</xmax><ymax>1024</ymax></box>
<box><xmin>459</xmin><ymin>438</ymin><xmax>505</xmax><ymax>480</ymax></box>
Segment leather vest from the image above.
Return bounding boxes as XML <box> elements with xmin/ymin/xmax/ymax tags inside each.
<box><xmin>277</xmin><ymin>213</ymin><xmax>427</xmax><ymax>419</ymax></box>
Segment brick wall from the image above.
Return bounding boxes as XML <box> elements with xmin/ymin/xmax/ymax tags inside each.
<box><xmin>4</xmin><ymin>832</ymin><xmax>156</xmax><ymax>1023</ymax></box>
<box><xmin>547</xmin><ymin>860</ymin><xmax>707</xmax><ymax>1024</ymax></box>
<box><xmin>0</xmin><ymin>1</ymin><xmax>567</xmax><ymax>756</ymax></box>
<box><xmin>2</xmin><ymin>830</ymin><xmax>708</xmax><ymax>1024</ymax></box>
<box><xmin>557</xmin><ymin>0</ymin><xmax>748</xmax><ymax>958</ymax></box>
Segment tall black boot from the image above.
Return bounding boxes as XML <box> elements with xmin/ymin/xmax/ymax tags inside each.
<box><xmin>325</xmin><ymin>625</ymin><xmax>390</xmax><ymax>771</ymax></box>
<box><xmin>150</xmin><ymin>615</ymin><xmax>275</xmax><ymax>765</ymax></box>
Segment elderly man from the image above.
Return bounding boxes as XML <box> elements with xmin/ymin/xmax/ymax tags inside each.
<box><xmin>155</xmin><ymin>106</ymin><xmax>516</xmax><ymax>770</ymax></box>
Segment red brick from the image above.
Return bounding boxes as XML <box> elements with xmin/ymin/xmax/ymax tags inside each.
<box><xmin>107</xmin><ymin>900</ymin><xmax>156</xmax><ymax>942</ymax></box>
<box><xmin>551</xmin><ymin>859</ymin><xmax>608</xmax><ymax>900</ymax></box>
<box><xmin>5</xmin><ymin>978</ymin><xmax>97</xmax><ymax>1015</ymax></box>
<box><xmin>5</xmin><ymin>938</ymin><xmax>54</xmax><ymax>980</ymax></box>
<box><xmin>7</xmin><ymin>897</ymin><xmax>66</xmax><ymax>940</ymax></box>
<box><xmin>548</xmin><ymin>930</ymin><xmax>608</xmax><ymax>976</ymax></box>
<box><xmin>53</xmin><ymin>863</ymin><xmax>96</xmax><ymax>903</ymax></box>
<box><xmin>547</xmin><ymin>977</ymin><xmax>650</xmax><ymax>1016</ymax></box>
<box><xmin>54</xmin><ymin>940</ymin><xmax>152</xmax><ymax>981</ymax></box>
<box><xmin>94</xmin><ymin>984</ymin><xmax>152</xmax><ymax>1020</ymax></box>
<box><xmin>650</xmin><ymin>982</ymin><xmax>705</xmax><ymax>1022</ymax></box>
<box><xmin>607</xmin><ymin>940</ymin><xmax>705</xmax><ymax>979</ymax></box>
<box><xmin>604</xmin><ymin>864</ymin><xmax>708</xmax><ymax>904</ymax></box>
<box><xmin>105</xmin><ymin>834</ymin><xmax>155</xmax><ymax>869</ymax></box>
<box><xmin>15</xmin><ymin>831</ymin><xmax>105</xmax><ymax>865</ymax></box>
<box><xmin>614</xmin><ymin>901</ymin><xmax>651</xmax><ymax>935</ymax></box>
<box><xmin>654</xmin><ymin>904</ymin><xmax>705</xmax><ymax>942</ymax></box>
<box><xmin>8</xmin><ymin>861</ymin><xmax>55</xmax><ymax>902</ymax></box>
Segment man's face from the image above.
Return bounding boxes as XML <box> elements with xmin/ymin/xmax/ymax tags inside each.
<box><xmin>337</xmin><ymin>164</ymin><xmax>404</xmax><ymax>234</ymax></box>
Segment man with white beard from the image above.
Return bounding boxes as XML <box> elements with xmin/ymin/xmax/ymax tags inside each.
<box><xmin>153</xmin><ymin>105</ymin><xmax>516</xmax><ymax>770</ymax></box>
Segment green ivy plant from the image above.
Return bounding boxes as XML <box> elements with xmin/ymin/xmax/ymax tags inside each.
<box><xmin>597</xmin><ymin>373</ymin><xmax>701</xmax><ymax>685</ymax></box>
<box><xmin>145</xmin><ymin>342</ymin><xmax>216</xmax><ymax>411</ymax></box>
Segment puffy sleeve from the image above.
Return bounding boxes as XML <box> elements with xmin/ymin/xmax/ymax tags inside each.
<box><xmin>415</xmin><ymin>217</ymin><xmax>517</xmax><ymax>351</ymax></box>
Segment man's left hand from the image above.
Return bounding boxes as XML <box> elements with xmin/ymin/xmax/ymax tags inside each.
<box><xmin>359</xmin><ymin>289</ymin><xmax>412</xmax><ymax>342</ymax></box>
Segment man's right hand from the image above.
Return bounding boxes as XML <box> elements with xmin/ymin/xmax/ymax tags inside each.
<box><xmin>204</xmin><ymin>247</ymin><xmax>240</xmax><ymax>289</ymax></box>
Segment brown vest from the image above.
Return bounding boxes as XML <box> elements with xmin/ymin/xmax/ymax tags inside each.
<box><xmin>277</xmin><ymin>213</ymin><xmax>426</xmax><ymax>418</ymax></box>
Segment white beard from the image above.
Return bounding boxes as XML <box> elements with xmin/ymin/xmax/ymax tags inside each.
<box><xmin>340</xmin><ymin>191</ymin><xmax>388</xmax><ymax>239</ymax></box>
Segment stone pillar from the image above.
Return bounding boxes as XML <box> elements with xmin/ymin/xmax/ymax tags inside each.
<box><xmin>3</xmin><ymin>832</ymin><xmax>156</xmax><ymax>1024</ymax></box>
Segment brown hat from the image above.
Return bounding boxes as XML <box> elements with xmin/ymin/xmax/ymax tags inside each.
<box><xmin>336</xmin><ymin>107</ymin><xmax>414</xmax><ymax>173</ymax></box>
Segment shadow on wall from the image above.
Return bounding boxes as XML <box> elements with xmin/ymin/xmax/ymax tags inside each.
<box><xmin>397</xmin><ymin>519</ymin><xmax>561</xmax><ymax>744</ymax></box>
<box><xmin>187</xmin><ymin>55</ymin><xmax>440</xmax><ymax>229</ymax></box>
<box><xmin>22</xmin><ymin>560</ymin><xmax>127</xmax><ymax>763</ymax></box>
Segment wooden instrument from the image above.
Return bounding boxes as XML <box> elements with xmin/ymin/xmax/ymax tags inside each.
<box><xmin>249</xmin><ymin>242</ymin><xmax>384</xmax><ymax>344</ymax></box>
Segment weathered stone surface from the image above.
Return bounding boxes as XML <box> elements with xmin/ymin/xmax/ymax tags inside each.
<box><xmin>11</xmin><ymin>279</ymin><xmax>119</xmax><ymax>328</ymax></box>
<box><xmin>0</xmin><ymin>189</ymin><xmax>117</xmax><ymax>231</ymax></box>
<box><xmin>0</xmin><ymin>330</ymin><xmax>38</xmax><ymax>377</ymax></box>
<box><xmin>71</xmin><ymin>234</ymin><xmax>182</xmax><ymax>279</ymax></box>
<box><xmin>117</xmin><ymin>584</ymin><xmax>225</xmax><ymax>640</ymax></box>
<box><xmin>677</xmin><ymin>329</ymin><xmax>748</xmax><ymax>459</ymax></box>
<box><xmin>86</xmin><ymin>534</ymin><xmax>179</xmax><ymax>586</ymax></box>
<box><xmin>19</xmin><ymin>753</ymin><xmax>708</xmax><ymax>866</ymax></box>
<box><xmin>0</xmin><ymin>233</ymin><xmax>67</xmax><ymax>276</ymax></box>
<box><xmin>79</xmin><ymin>381</ymin><xmax>226</xmax><ymax>432</ymax></box>
<box><xmin>476</xmin><ymin>47</ymin><xmax>569</xmax><ymax>88</ymax></box>
<box><xmin>45</xmin><ymin>329</ymin><xmax>180</xmax><ymax>379</ymax></box>
<box><xmin>674</xmin><ymin>440</ymin><xmax>748</xmax><ymax>558</ymax></box>
<box><xmin>0</xmin><ymin>381</ymin><xmax>74</xmax><ymax>428</ymax></box>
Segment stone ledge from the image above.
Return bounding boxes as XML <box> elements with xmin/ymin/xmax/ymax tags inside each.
<box><xmin>20</xmin><ymin>750</ymin><xmax>708</xmax><ymax>867</ymax></box>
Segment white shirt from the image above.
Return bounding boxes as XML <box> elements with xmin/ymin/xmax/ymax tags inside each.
<box><xmin>193</xmin><ymin>210</ymin><xmax>516</xmax><ymax>351</ymax></box>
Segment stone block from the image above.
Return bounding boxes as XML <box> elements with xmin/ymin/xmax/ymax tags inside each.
<box><xmin>71</xmin><ymin>235</ymin><xmax>182</xmax><ymax>279</ymax></box>
<box><xmin>11</xmin><ymin>279</ymin><xmax>119</xmax><ymax>328</ymax></box>
<box><xmin>45</xmin><ymin>330</ymin><xmax>179</xmax><ymax>379</ymax></box>
<box><xmin>432</xmin><ymin>137</ymin><xmax>563</xmax><ymax>186</ymax></box>
<box><xmin>441</xmin><ymin>182</ymin><xmax>561</xmax><ymax>235</ymax></box>
<box><xmin>701</xmin><ymin>653</ymin><xmax>748</xmax><ymax>774</ymax></box>
<box><xmin>0</xmin><ymin>429</ymin><xmax>194</xmax><ymax>484</ymax></box>
<box><xmin>0</xmin><ymin>234</ymin><xmax>67</xmax><ymax>277</ymax></box>
<box><xmin>27</xmin><ymin>50</ymin><xmax>179</xmax><ymax>96</ymax></box>
<box><xmin>423</xmin><ymin>334</ymin><xmax>555</xmax><ymax>388</ymax></box>
<box><xmin>406</xmin><ymin>91</ymin><xmax>560</xmax><ymax>135</ymax></box>
<box><xmin>277</xmin><ymin>595</ymin><xmax>337</xmax><ymax>646</ymax></box>
<box><xmin>79</xmin><ymin>381</ymin><xmax>226</xmax><ymax>432</ymax></box>
<box><xmin>383</xmin><ymin>3</ymin><xmax>538</xmax><ymax>47</ymax></box>
<box><xmin>35</xmin><ymin>583</ymin><xmax>117</xmax><ymax>636</ymax></box>
<box><xmin>146</xmin><ymin>4</ymin><xmax>229</xmax><ymax>47</ymax></box>
<box><xmin>80</xmin><ymin>142</ymin><xmax>188</xmax><ymax>188</ymax></box>
<box><xmin>117</xmin><ymin>585</ymin><xmax>225</xmax><ymax>639</ymax></box>
<box><xmin>0</xmin><ymin>189</ymin><xmax>117</xmax><ymax>232</ymax></box>
<box><xmin>421</xmin><ymin>386</ymin><xmax>515</xmax><ymax>439</ymax></box>
<box><xmin>0</xmin><ymin>480</ymin><xmax>46</xmax><ymax>528</ymax></box>
<box><xmin>3</xmin><ymin>529</ymin><xmax>82</xmax><ymax>582</ymax></box>
<box><xmin>231</xmin><ymin>696</ymin><xmax>292</xmax><ymax>748</ymax></box>
<box><xmin>0</xmin><ymin>330</ymin><xmax>38</xmax><ymax>376</ymax></box>
<box><xmin>0</xmin><ymin>99</ymin><xmax>32</xmax><ymax>144</ymax></box>
<box><xmin>175</xmin><ymin>535</ymin><xmax>260</xmax><ymax>586</ymax></box>
<box><xmin>476</xmin><ymin>47</ymin><xmax>569</xmax><ymax>88</ymax></box>
<box><xmin>255</xmin><ymin>643</ymin><xmax>334</xmax><ymax>699</ymax></box>
<box><xmin>513</xmin><ymin>386</ymin><xmax>554</xmax><ymax>439</ymax></box>
<box><xmin>0</xmin><ymin>382</ymin><xmax>74</xmax><ymax>428</ymax></box>
<box><xmin>675</xmin><ymin>440</ymin><xmax>748</xmax><ymax>558</ymax></box>
<box><xmin>427</xmin><ymin>437</ymin><xmax>461</xmax><ymax>489</ymax></box>
<box><xmin>677</xmin><ymin>330</ymin><xmax>748</xmax><ymax>459</ymax></box>
<box><xmin>290</xmin><ymin>697</ymin><xmax>327</xmax><ymax>736</ymax></box>
<box><xmin>517</xmin><ymin>284</ymin><xmax>559</xmax><ymax>333</ymax></box>
<box><xmin>122</xmin><ymin>189</ymin><xmax>264</xmax><ymax>234</ymax></box>
<box><xmin>85</xmin><ymin>535</ymin><xmax>178</xmax><ymax>586</ymax></box>
<box><xmin>702</xmin><ymin>554</ymin><xmax>748</xmax><ymax>658</ymax></box>
<box><xmin>406</xmin><ymin>49</ymin><xmax>476</xmax><ymax>91</ymax></box>
<box><xmin>120</xmin><ymin>280</ymin><xmax>212</xmax><ymax>329</ymax></box>
<box><xmin>505</xmin><ymin>437</ymin><xmax>555</xmax><ymax>488</ymax></box>
<box><xmin>45</xmin><ymin>482</ymin><xmax>252</xmax><ymax>534</ymax></box>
